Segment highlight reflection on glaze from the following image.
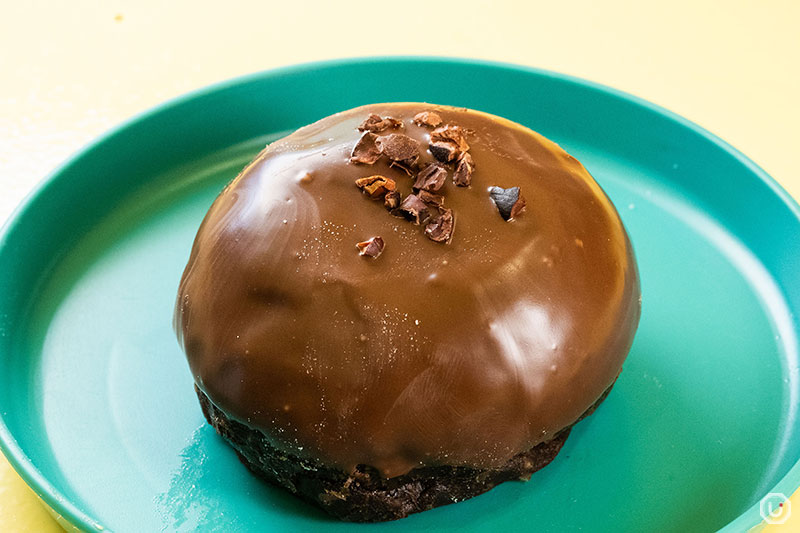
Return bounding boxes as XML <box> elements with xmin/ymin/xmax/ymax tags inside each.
<box><xmin>174</xmin><ymin>103</ymin><xmax>641</xmax><ymax>478</ymax></box>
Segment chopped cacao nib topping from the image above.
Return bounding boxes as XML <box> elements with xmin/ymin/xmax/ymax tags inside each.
<box><xmin>358</xmin><ymin>114</ymin><xmax>403</xmax><ymax>133</ymax></box>
<box><xmin>453</xmin><ymin>152</ymin><xmax>474</xmax><ymax>187</ymax></box>
<box><xmin>355</xmin><ymin>175</ymin><xmax>396</xmax><ymax>198</ymax></box>
<box><xmin>429</xmin><ymin>124</ymin><xmax>470</xmax><ymax>163</ymax></box>
<box><xmin>417</xmin><ymin>189</ymin><xmax>445</xmax><ymax>208</ymax></box>
<box><xmin>413</xmin><ymin>162</ymin><xmax>447</xmax><ymax>192</ymax></box>
<box><xmin>350</xmin><ymin>116</ymin><xmax>474</xmax><ymax>245</ymax></box>
<box><xmin>389</xmin><ymin>158</ymin><xmax>417</xmax><ymax>176</ymax></box>
<box><xmin>384</xmin><ymin>190</ymin><xmax>401</xmax><ymax>210</ymax></box>
<box><xmin>431</xmin><ymin>125</ymin><xmax>469</xmax><ymax>152</ymax></box>
<box><xmin>425</xmin><ymin>208</ymin><xmax>455</xmax><ymax>243</ymax></box>
<box><xmin>413</xmin><ymin>111</ymin><xmax>442</xmax><ymax>128</ymax></box>
<box><xmin>376</xmin><ymin>133</ymin><xmax>420</xmax><ymax>162</ymax></box>
<box><xmin>350</xmin><ymin>132</ymin><xmax>382</xmax><ymax>164</ymax></box>
<box><xmin>429</xmin><ymin>141</ymin><xmax>459</xmax><ymax>163</ymax></box>
<box><xmin>394</xmin><ymin>194</ymin><xmax>431</xmax><ymax>225</ymax></box>
<box><xmin>489</xmin><ymin>186</ymin><xmax>526</xmax><ymax>221</ymax></box>
<box><xmin>356</xmin><ymin>236</ymin><xmax>385</xmax><ymax>258</ymax></box>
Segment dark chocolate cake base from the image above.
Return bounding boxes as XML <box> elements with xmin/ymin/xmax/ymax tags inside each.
<box><xmin>196</xmin><ymin>384</ymin><xmax>612</xmax><ymax>522</ymax></box>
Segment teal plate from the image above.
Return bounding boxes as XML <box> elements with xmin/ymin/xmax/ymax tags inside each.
<box><xmin>1</xmin><ymin>58</ymin><xmax>800</xmax><ymax>532</ymax></box>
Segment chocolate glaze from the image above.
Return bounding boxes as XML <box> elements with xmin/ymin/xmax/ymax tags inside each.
<box><xmin>174</xmin><ymin>103</ymin><xmax>641</xmax><ymax>479</ymax></box>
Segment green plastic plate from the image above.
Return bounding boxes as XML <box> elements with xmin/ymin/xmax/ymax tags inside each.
<box><xmin>1</xmin><ymin>58</ymin><xmax>799</xmax><ymax>532</ymax></box>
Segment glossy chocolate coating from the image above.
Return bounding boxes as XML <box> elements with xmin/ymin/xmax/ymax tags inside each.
<box><xmin>175</xmin><ymin>103</ymin><xmax>641</xmax><ymax>478</ymax></box>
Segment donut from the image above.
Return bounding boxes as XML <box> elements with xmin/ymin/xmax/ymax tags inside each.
<box><xmin>174</xmin><ymin>103</ymin><xmax>641</xmax><ymax>521</ymax></box>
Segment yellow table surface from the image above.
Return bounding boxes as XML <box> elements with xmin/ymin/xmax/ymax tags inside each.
<box><xmin>1</xmin><ymin>1</ymin><xmax>798</xmax><ymax>531</ymax></box>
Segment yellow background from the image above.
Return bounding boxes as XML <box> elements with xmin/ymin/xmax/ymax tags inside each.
<box><xmin>1</xmin><ymin>1</ymin><xmax>798</xmax><ymax>530</ymax></box>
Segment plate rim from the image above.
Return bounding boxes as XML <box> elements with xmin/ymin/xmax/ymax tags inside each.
<box><xmin>1</xmin><ymin>55</ymin><xmax>799</xmax><ymax>532</ymax></box>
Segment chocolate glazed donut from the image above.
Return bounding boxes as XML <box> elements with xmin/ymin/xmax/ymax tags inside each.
<box><xmin>174</xmin><ymin>103</ymin><xmax>641</xmax><ymax>521</ymax></box>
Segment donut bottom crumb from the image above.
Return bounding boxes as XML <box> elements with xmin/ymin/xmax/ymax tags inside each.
<box><xmin>196</xmin><ymin>382</ymin><xmax>613</xmax><ymax>522</ymax></box>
